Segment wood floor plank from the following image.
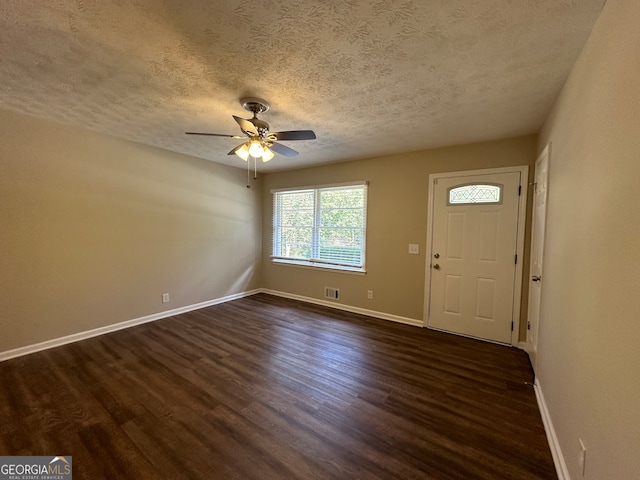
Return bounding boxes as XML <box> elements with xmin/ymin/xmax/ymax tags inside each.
<box><xmin>0</xmin><ymin>293</ymin><xmax>556</xmax><ymax>479</ymax></box>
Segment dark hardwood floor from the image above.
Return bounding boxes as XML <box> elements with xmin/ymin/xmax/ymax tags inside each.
<box><xmin>0</xmin><ymin>294</ymin><xmax>556</xmax><ymax>479</ymax></box>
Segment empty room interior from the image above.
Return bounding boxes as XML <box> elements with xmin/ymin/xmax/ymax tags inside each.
<box><xmin>1</xmin><ymin>1</ymin><xmax>638</xmax><ymax>479</ymax></box>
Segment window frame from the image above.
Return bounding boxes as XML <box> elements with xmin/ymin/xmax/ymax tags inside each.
<box><xmin>446</xmin><ymin>182</ymin><xmax>504</xmax><ymax>206</ymax></box>
<box><xmin>271</xmin><ymin>182</ymin><xmax>368</xmax><ymax>274</ymax></box>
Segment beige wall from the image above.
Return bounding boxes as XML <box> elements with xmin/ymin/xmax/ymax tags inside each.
<box><xmin>0</xmin><ymin>109</ymin><xmax>262</xmax><ymax>353</ymax></box>
<box><xmin>262</xmin><ymin>135</ymin><xmax>537</xmax><ymax>337</ymax></box>
<box><xmin>537</xmin><ymin>0</ymin><xmax>640</xmax><ymax>478</ymax></box>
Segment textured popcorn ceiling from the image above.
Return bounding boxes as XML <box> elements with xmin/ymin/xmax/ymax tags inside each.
<box><xmin>0</xmin><ymin>0</ymin><xmax>605</xmax><ymax>172</ymax></box>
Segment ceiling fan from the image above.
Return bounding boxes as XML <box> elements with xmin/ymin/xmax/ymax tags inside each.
<box><xmin>185</xmin><ymin>97</ymin><xmax>316</xmax><ymax>164</ymax></box>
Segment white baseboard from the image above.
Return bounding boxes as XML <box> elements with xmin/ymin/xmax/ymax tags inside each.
<box><xmin>261</xmin><ymin>289</ymin><xmax>424</xmax><ymax>327</ymax></box>
<box><xmin>0</xmin><ymin>289</ymin><xmax>262</xmax><ymax>362</ymax></box>
<box><xmin>534</xmin><ymin>379</ymin><xmax>570</xmax><ymax>480</ymax></box>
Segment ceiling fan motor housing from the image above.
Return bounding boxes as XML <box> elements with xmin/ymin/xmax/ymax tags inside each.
<box><xmin>241</xmin><ymin>98</ymin><xmax>271</xmax><ymax>136</ymax></box>
<box><xmin>250</xmin><ymin>118</ymin><xmax>270</xmax><ymax>136</ymax></box>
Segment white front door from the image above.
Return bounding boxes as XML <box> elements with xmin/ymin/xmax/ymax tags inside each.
<box><xmin>526</xmin><ymin>146</ymin><xmax>550</xmax><ymax>371</ymax></box>
<box><xmin>427</xmin><ymin>170</ymin><xmax>524</xmax><ymax>344</ymax></box>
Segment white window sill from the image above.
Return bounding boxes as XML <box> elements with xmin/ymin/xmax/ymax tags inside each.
<box><xmin>271</xmin><ymin>258</ymin><xmax>366</xmax><ymax>275</ymax></box>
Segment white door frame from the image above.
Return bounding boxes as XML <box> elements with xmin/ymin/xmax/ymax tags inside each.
<box><xmin>423</xmin><ymin>166</ymin><xmax>529</xmax><ymax>346</ymax></box>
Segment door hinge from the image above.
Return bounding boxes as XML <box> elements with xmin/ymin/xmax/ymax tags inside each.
<box><xmin>518</xmin><ymin>185</ymin><xmax>522</xmax><ymax>196</ymax></box>
<box><xmin>511</xmin><ymin>321</ymin><xmax>514</xmax><ymax>331</ymax></box>
<box><xmin>515</xmin><ymin>254</ymin><xmax>518</xmax><ymax>264</ymax></box>
<box><xmin>527</xmin><ymin>321</ymin><xmax>531</xmax><ymax>330</ymax></box>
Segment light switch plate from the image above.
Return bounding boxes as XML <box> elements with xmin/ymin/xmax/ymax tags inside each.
<box><xmin>408</xmin><ymin>244</ymin><xmax>419</xmax><ymax>255</ymax></box>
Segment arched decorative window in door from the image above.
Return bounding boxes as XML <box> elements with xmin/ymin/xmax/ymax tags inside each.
<box><xmin>447</xmin><ymin>183</ymin><xmax>503</xmax><ymax>205</ymax></box>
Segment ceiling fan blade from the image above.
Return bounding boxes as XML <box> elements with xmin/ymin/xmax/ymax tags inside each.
<box><xmin>233</xmin><ymin>115</ymin><xmax>259</xmax><ymax>136</ymax></box>
<box><xmin>227</xmin><ymin>144</ymin><xmax>247</xmax><ymax>156</ymax></box>
<box><xmin>272</xmin><ymin>130</ymin><xmax>316</xmax><ymax>141</ymax></box>
<box><xmin>269</xmin><ymin>142</ymin><xmax>299</xmax><ymax>157</ymax></box>
<box><xmin>185</xmin><ymin>132</ymin><xmax>244</xmax><ymax>138</ymax></box>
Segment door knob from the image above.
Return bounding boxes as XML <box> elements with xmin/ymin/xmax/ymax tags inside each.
<box><xmin>433</xmin><ymin>264</ymin><xmax>440</xmax><ymax>270</ymax></box>
<box><xmin>532</xmin><ymin>275</ymin><xmax>541</xmax><ymax>282</ymax></box>
<box><xmin>434</xmin><ymin>253</ymin><xmax>440</xmax><ymax>258</ymax></box>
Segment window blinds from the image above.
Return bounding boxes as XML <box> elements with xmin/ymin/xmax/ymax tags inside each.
<box><xmin>272</xmin><ymin>183</ymin><xmax>367</xmax><ymax>270</ymax></box>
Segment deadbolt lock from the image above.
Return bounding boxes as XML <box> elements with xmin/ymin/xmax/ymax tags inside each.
<box><xmin>434</xmin><ymin>253</ymin><xmax>440</xmax><ymax>258</ymax></box>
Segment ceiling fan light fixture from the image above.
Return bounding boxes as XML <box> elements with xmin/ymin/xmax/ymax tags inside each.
<box><xmin>235</xmin><ymin>144</ymin><xmax>250</xmax><ymax>161</ymax></box>
<box><xmin>248</xmin><ymin>140</ymin><xmax>264</xmax><ymax>158</ymax></box>
<box><xmin>262</xmin><ymin>147</ymin><xmax>275</xmax><ymax>162</ymax></box>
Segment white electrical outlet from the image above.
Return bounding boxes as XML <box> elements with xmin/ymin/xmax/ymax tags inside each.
<box><xmin>408</xmin><ymin>244</ymin><xmax>420</xmax><ymax>255</ymax></box>
<box><xmin>367</xmin><ymin>290</ymin><xmax>374</xmax><ymax>299</ymax></box>
<box><xmin>162</xmin><ymin>293</ymin><xmax>170</xmax><ymax>303</ymax></box>
<box><xmin>578</xmin><ymin>439</ymin><xmax>587</xmax><ymax>477</ymax></box>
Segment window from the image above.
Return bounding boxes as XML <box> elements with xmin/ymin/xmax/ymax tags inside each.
<box><xmin>272</xmin><ymin>183</ymin><xmax>367</xmax><ymax>272</ymax></box>
<box><xmin>448</xmin><ymin>183</ymin><xmax>502</xmax><ymax>205</ymax></box>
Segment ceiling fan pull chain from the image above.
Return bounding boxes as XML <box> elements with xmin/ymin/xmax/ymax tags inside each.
<box><xmin>247</xmin><ymin>159</ymin><xmax>250</xmax><ymax>188</ymax></box>
<box><xmin>254</xmin><ymin>156</ymin><xmax>257</xmax><ymax>180</ymax></box>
